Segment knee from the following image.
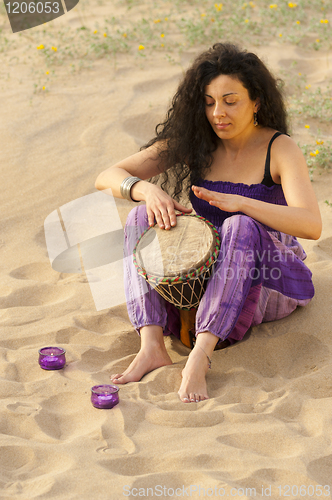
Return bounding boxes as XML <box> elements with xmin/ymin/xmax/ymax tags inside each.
<box><xmin>221</xmin><ymin>215</ymin><xmax>260</xmax><ymax>243</ymax></box>
<box><xmin>223</xmin><ymin>214</ymin><xmax>257</xmax><ymax>231</ymax></box>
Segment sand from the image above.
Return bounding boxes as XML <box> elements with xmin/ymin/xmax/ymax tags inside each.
<box><xmin>1</xmin><ymin>1</ymin><xmax>332</xmax><ymax>499</ymax></box>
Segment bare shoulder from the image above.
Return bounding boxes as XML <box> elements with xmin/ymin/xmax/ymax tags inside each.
<box><xmin>272</xmin><ymin>134</ymin><xmax>305</xmax><ymax>163</ymax></box>
<box><xmin>271</xmin><ymin>133</ymin><xmax>309</xmax><ymax>180</ymax></box>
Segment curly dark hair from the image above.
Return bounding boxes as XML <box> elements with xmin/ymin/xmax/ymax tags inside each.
<box><xmin>143</xmin><ymin>42</ymin><xmax>289</xmax><ymax>201</ymax></box>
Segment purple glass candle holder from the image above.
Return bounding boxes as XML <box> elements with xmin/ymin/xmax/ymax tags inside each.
<box><xmin>38</xmin><ymin>347</ymin><xmax>66</xmax><ymax>370</ymax></box>
<box><xmin>91</xmin><ymin>385</ymin><xmax>119</xmax><ymax>409</ymax></box>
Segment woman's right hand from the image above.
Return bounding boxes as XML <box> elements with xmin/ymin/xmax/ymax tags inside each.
<box><xmin>133</xmin><ymin>181</ymin><xmax>192</xmax><ymax>230</ymax></box>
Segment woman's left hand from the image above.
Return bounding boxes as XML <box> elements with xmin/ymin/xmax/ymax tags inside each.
<box><xmin>192</xmin><ymin>185</ymin><xmax>244</xmax><ymax>213</ymax></box>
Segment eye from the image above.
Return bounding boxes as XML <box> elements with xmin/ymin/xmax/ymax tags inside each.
<box><xmin>225</xmin><ymin>101</ymin><xmax>236</xmax><ymax>106</ymax></box>
<box><xmin>205</xmin><ymin>101</ymin><xmax>214</xmax><ymax>107</ymax></box>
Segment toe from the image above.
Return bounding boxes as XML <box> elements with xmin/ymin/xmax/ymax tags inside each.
<box><xmin>178</xmin><ymin>392</ymin><xmax>190</xmax><ymax>403</ymax></box>
<box><xmin>110</xmin><ymin>374</ymin><xmax>125</xmax><ymax>384</ymax></box>
<box><xmin>189</xmin><ymin>392</ymin><xmax>196</xmax><ymax>402</ymax></box>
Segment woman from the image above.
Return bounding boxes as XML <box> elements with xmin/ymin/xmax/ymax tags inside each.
<box><xmin>95</xmin><ymin>43</ymin><xmax>322</xmax><ymax>403</ymax></box>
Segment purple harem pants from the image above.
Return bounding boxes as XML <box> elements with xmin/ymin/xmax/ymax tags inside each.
<box><xmin>124</xmin><ymin>205</ymin><xmax>311</xmax><ymax>343</ymax></box>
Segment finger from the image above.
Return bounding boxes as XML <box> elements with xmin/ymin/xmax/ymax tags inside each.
<box><xmin>191</xmin><ymin>186</ymin><xmax>206</xmax><ymax>199</ymax></box>
<box><xmin>173</xmin><ymin>201</ymin><xmax>193</xmax><ymax>213</ymax></box>
<box><xmin>154</xmin><ymin>210</ymin><xmax>165</xmax><ymax>229</ymax></box>
<box><xmin>159</xmin><ymin>209</ymin><xmax>171</xmax><ymax>230</ymax></box>
<box><xmin>164</xmin><ymin>203</ymin><xmax>177</xmax><ymax>227</ymax></box>
<box><xmin>146</xmin><ymin>209</ymin><xmax>156</xmax><ymax>227</ymax></box>
<box><xmin>192</xmin><ymin>185</ymin><xmax>207</xmax><ymax>193</ymax></box>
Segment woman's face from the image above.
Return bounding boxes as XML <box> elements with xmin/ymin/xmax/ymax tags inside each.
<box><xmin>204</xmin><ymin>74</ymin><xmax>259</xmax><ymax>140</ymax></box>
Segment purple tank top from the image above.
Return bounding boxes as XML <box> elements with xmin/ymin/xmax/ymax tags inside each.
<box><xmin>190</xmin><ymin>180</ymin><xmax>286</xmax><ymax>229</ymax></box>
<box><xmin>190</xmin><ymin>132</ymin><xmax>287</xmax><ymax>228</ymax></box>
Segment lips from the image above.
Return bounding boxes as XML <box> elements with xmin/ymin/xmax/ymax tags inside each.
<box><xmin>215</xmin><ymin>123</ymin><xmax>230</xmax><ymax>129</ymax></box>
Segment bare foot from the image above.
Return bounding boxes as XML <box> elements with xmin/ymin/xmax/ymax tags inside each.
<box><xmin>110</xmin><ymin>344</ymin><xmax>173</xmax><ymax>384</ymax></box>
<box><xmin>178</xmin><ymin>347</ymin><xmax>210</xmax><ymax>403</ymax></box>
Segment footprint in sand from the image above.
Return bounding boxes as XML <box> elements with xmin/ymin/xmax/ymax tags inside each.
<box><xmin>10</xmin><ymin>262</ymin><xmax>61</xmax><ymax>283</ymax></box>
<box><xmin>0</xmin><ymin>445</ymin><xmax>35</xmax><ymax>473</ymax></box>
<box><xmin>132</xmin><ymin>74</ymin><xmax>180</xmax><ymax>94</ymax></box>
<box><xmin>122</xmin><ymin>111</ymin><xmax>164</xmax><ymax>147</ymax></box>
<box><xmin>35</xmin><ymin>392</ymin><xmax>105</xmax><ymax>440</ymax></box>
<box><xmin>73</xmin><ymin>308</ymin><xmax>130</xmax><ymax>334</ymax></box>
<box><xmin>7</xmin><ymin>402</ymin><xmax>40</xmax><ymax>415</ymax></box>
<box><xmin>307</xmin><ymin>454</ymin><xmax>332</xmax><ymax>485</ymax></box>
<box><xmin>0</xmin><ymin>283</ymin><xmax>75</xmax><ymax>309</ymax></box>
<box><xmin>55</xmin><ymin>326</ymin><xmax>82</xmax><ymax>344</ymax></box>
<box><xmin>227</xmin><ymin>331</ymin><xmax>329</xmax><ymax>379</ymax></box>
<box><xmin>146</xmin><ymin>406</ymin><xmax>223</xmax><ymax>428</ymax></box>
<box><xmin>217</xmin><ymin>429</ymin><xmax>303</xmax><ymax>459</ymax></box>
<box><xmin>0</xmin><ymin>444</ymin><xmax>74</xmax><ymax>496</ymax></box>
<box><xmin>96</xmin><ymin>414</ymin><xmax>136</xmax><ymax>456</ymax></box>
<box><xmin>313</xmin><ymin>236</ymin><xmax>332</xmax><ymax>259</ymax></box>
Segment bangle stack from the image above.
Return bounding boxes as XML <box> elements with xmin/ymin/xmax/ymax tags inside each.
<box><xmin>120</xmin><ymin>176</ymin><xmax>142</xmax><ymax>202</ymax></box>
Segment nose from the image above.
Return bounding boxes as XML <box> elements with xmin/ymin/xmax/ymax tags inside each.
<box><xmin>213</xmin><ymin>102</ymin><xmax>226</xmax><ymax>118</ymax></box>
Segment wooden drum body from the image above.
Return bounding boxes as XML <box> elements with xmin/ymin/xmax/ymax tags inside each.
<box><xmin>133</xmin><ymin>214</ymin><xmax>220</xmax><ymax>311</ymax></box>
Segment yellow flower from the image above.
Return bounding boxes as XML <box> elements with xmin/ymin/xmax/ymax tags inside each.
<box><xmin>46</xmin><ymin>71</ymin><xmax>49</xmax><ymax>75</ymax></box>
<box><xmin>316</xmin><ymin>39</ymin><xmax>320</xmax><ymax>43</ymax></box>
<box><xmin>279</xmin><ymin>33</ymin><xmax>282</xmax><ymax>37</ymax></box>
<box><xmin>316</xmin><ymin>140</ymin><xmax>324</xmax><ymax>145</ymax></box>
<box><xmin>103</xmin><ymin>33</ymin><xmax>107</xmax><ymax>37</ymax></box>
<box><xmin>288</xmin><ymin>2</ymin><xmax>297</xmax><ymax>7</ymax></box>
<box><xmin>42</xmin><ymin>86</ymin><xmax>46</xmax><ymax>90</ymax></box>
<box><xmin>249</xmin><ymin>1</ymin><xmax>255</xmax><ymax>7</ymax></box>
<box><xmin>93</xmin><ymin>30</ymin><xmax>98</xmax><ymax>34</ymax></box>
<box><xmin>201</xmin><ymin>13</ymin><xmax>206</xmax><ymax>17</ymax></box>
<box><xmin>138</xmin><ymin>44</ymin><xmax>145</xmax><ymax>50</ymax></box>
<box><xmin>305</xmin><ymin>124</ymin><xmax>310</xmax><ymax>129</ymax></box>
<box><xmin>296</xmin><ymin>20</ymin><xmax>300</xmax><ymax>24</ymax></box>
<box><xmin>123</xmin><ymin>33</ymin><xmax>127</xmax><ymax>38</ymax></box>
<box><xmin>320</xmin><ymin>19</ymin><xmax>329</xmax><ymax>23</ymax></box>
<box><xmin>310</xmin><ymin>152</ymin><xmax>316</xmax><ymax>157</ymax></box>
<box><xmin>214</xmin><ymin>3</ymin><xmax>223</xmax><ymax>11</ymax></box>
<box><xmin>154</xmin><ymin>19</ymin><xmax>161</xmax><ymax>23</ymax></box>
<box><xmin>315</xmin><ymin>150</ymin><xmax>319</xmax><ymax>155</ymax></box>
<box><xmin>161</xmin><ymin>43</ymin><xmax>165</xmax><ymax>47</ymax></box>
<box><xmin>160</xmin><ymin>33</ymin><xmax>165</xmax><ymax>38</ymax></box>
<box><xmin>269</xmin><ymin>4</ymin><xmax>277</xmax><ymax>8</ymax></box>
<box><xmin>305</xmin><ymin>84</ymin><xmax>311</xmax><ymax>89</ymax></box>
<box><xmin>164</xmin><ymin>17</ymin><xmax>168</xmax><ymax>21</ymax></box>
<box><xmin>242</xmin><ymin>2</ymin><xmax>248</xmax><ymax>7</ymax></box>
<box><xmin>51</xmin><ymin>46</ymin><xmax>57</xmax><ymax>51</ymax></box>
<box><xmin>245</xmin><ymin>19</ymin><xmax>249</xmax><ymax>22</ymax></box>
<box><xmin>37</xmin><ymin>44</ymin><xmax>44</xmax><ymax>49</ymax></box>
<box><xmin>298</xmin><ymin>72</ymin><xmax>302</xmax><ymax>76</ymax></box>
<box><xmin>210</xmin><ymin>17</ymin><xmax>215</xmax><ymax>22</ymax></box>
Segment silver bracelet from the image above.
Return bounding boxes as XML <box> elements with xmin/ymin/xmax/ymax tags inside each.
<box><xmin>120</xmin><ymin>176</ymin><xmax>142</xmax><ymax>202</ymax></box>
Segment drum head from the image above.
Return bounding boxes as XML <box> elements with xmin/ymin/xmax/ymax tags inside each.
<box><xmin>135</xmin><ymin>215</ymin><xmax>216</xmax><ymax>278</ymax></box>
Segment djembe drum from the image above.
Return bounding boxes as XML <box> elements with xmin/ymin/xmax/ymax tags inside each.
<box><xmin>133</xmin><ymin>214</ymin><xmax>221</xmax><ymax>348</ymax></box>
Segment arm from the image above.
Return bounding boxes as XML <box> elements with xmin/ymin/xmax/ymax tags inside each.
<box><xmin>95</xmin><ymin>142</ymin><xmax>192</xmax><ymax>229</ymax></box>
<box><xmin>192</xmin><ymin>136</ymin><xmax>322</xmax><ymax>240</ymax></box>
<box><xmin>95</xmin><ymin>142</ymin><xmax>165</xmax><ymax>197</ymax></box>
